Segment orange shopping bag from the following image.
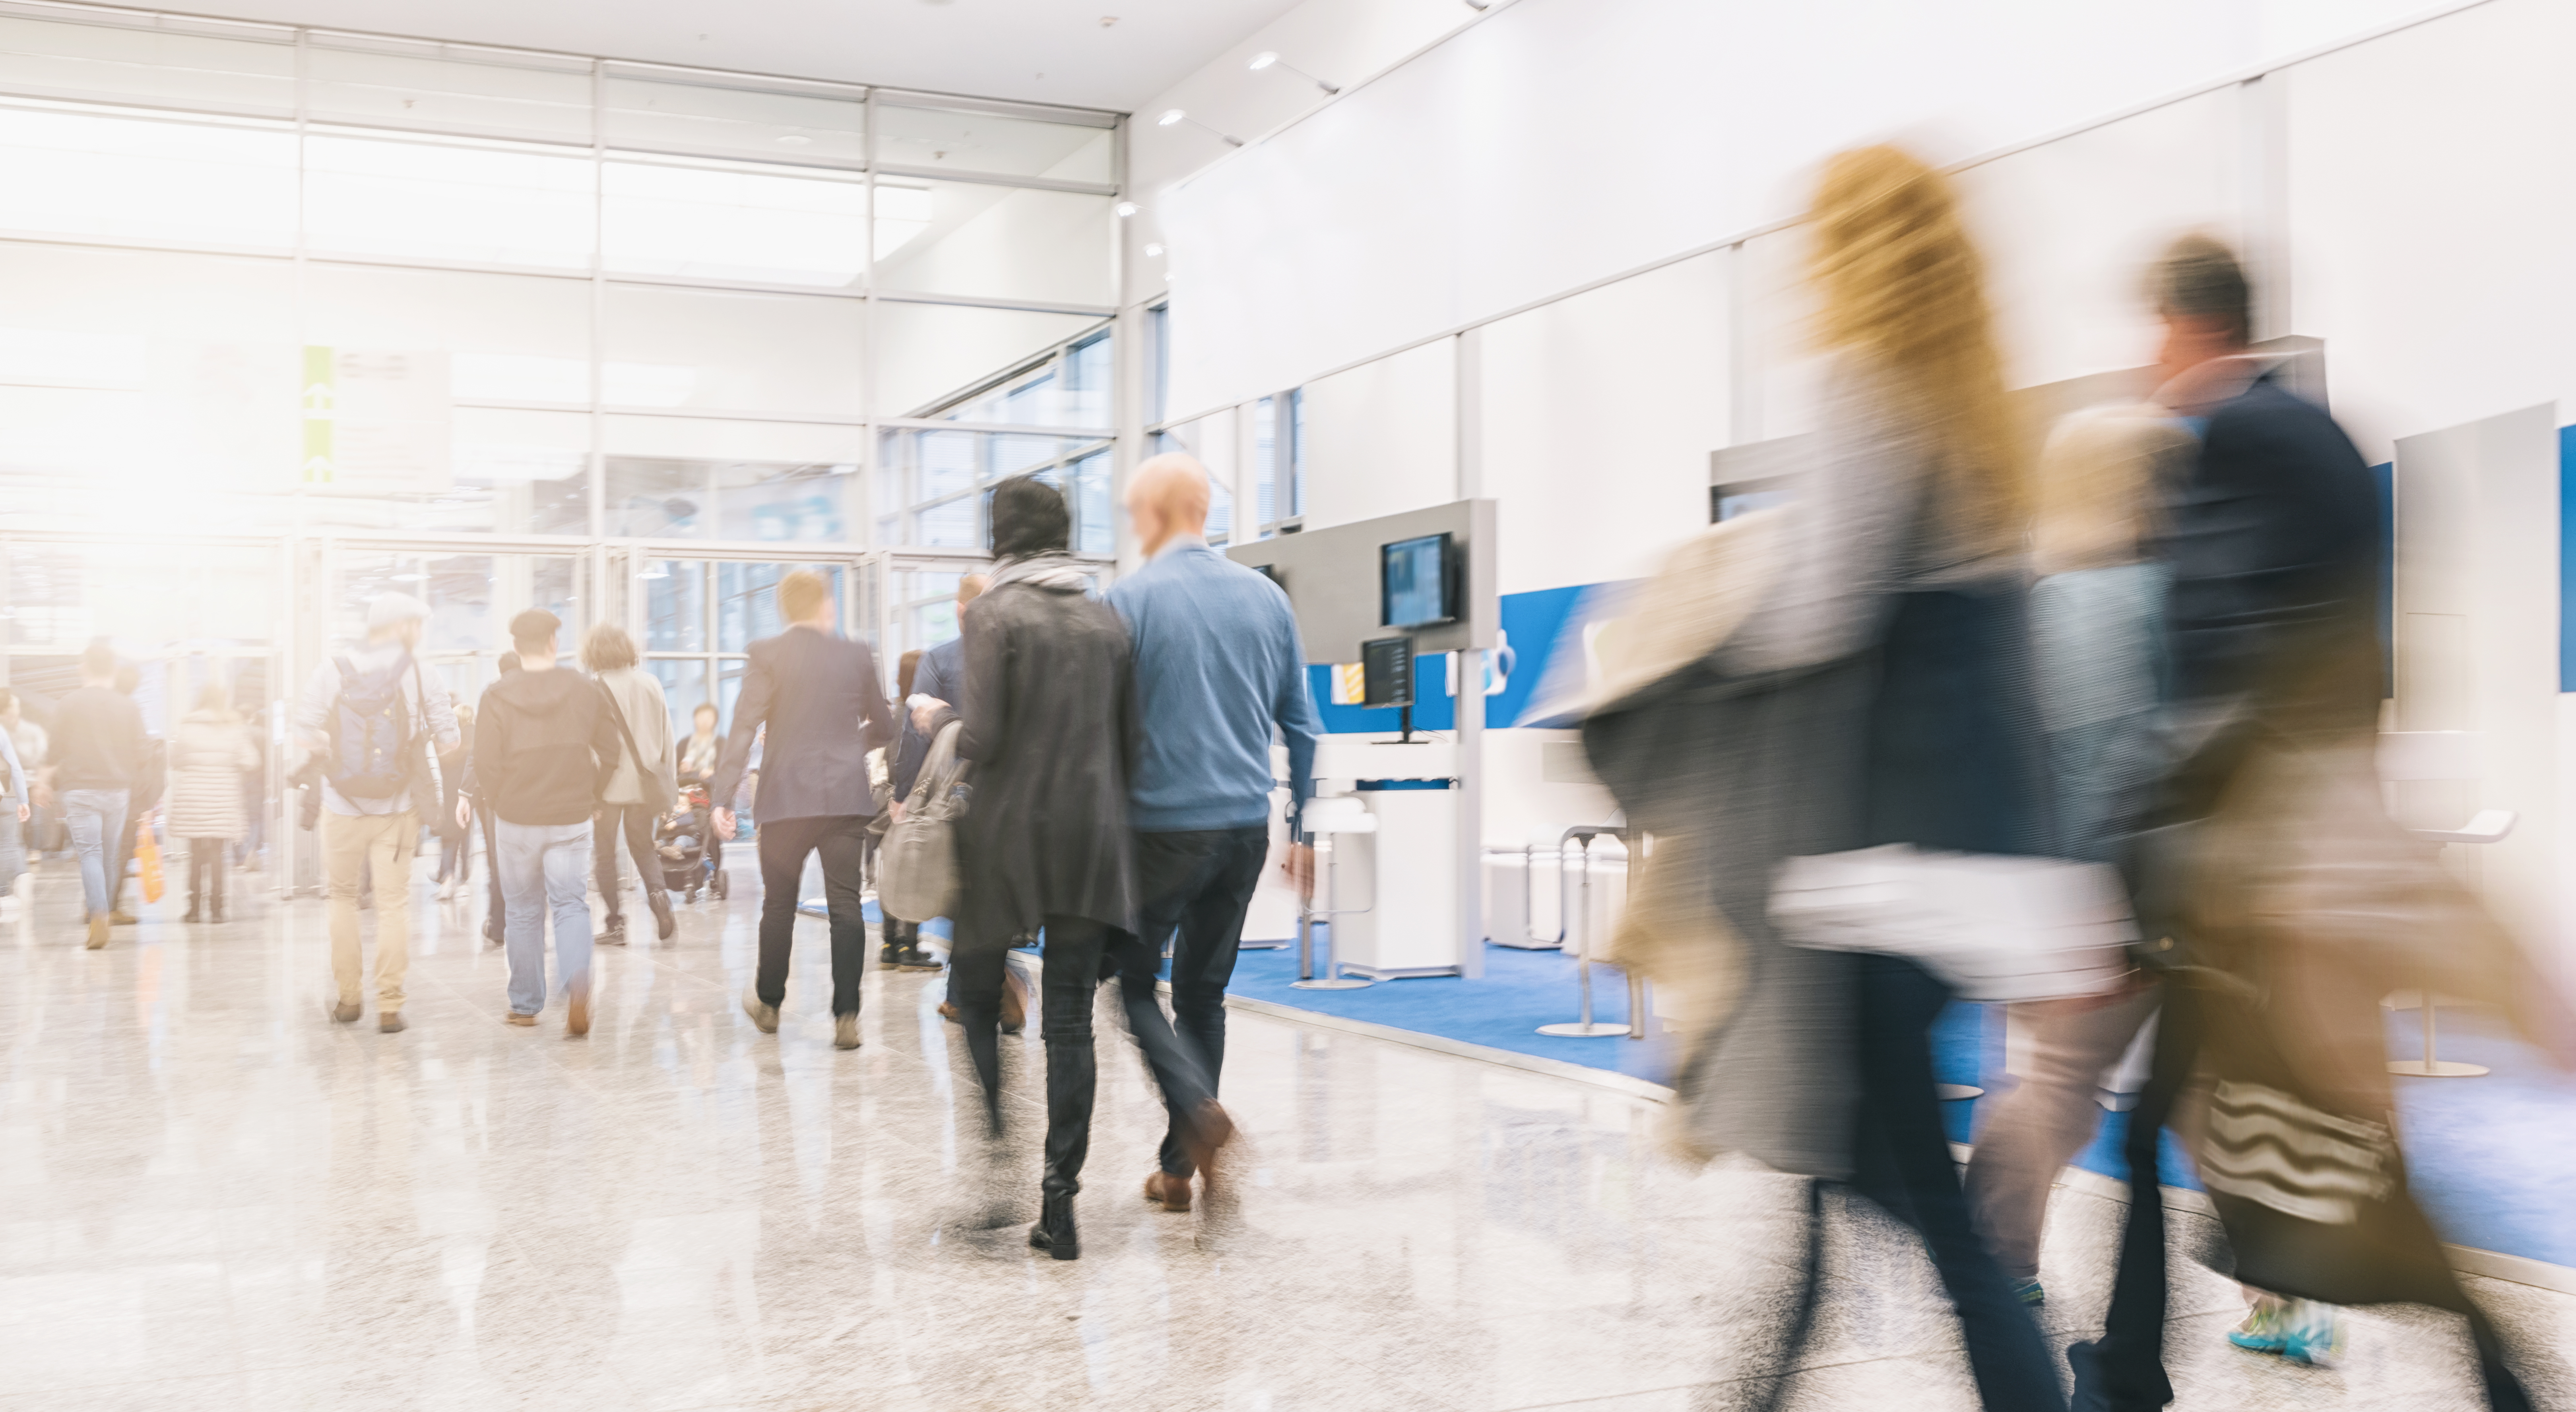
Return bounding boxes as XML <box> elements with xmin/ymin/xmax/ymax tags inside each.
<box><xmin>136</xmin><ymin>820</ymin><xmax>165</xmax><ymax>904</ymax></box>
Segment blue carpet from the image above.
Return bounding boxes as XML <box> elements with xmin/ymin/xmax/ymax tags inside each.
<box><xmin>1224</xmin><ymin>939</ymin><xmax>1662</xmax><ymax>1081</ymax></box>
<box><xmin>1225</xmin><ymin>941</ymin><xmax>2572</xmax><ymax>1268</ymax></box>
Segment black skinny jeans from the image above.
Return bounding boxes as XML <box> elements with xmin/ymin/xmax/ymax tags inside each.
<box><xmin>1115</xmin><ymin>825</ymin><xmax>1268</xmax><ymax>1176</ymax></box>
<box><xmin>952</xmin><ymin>916</ymin><xmax>1111</xmax><ymax>1196</ymax></box>
<box><xmin>592</xmin><ymin>801</ymin><xmax>667</xmax><ymax>921</ymax></box>
<box><xmin>753</xmin><ymin>814</ymin><xmax>871</xmax><ymax>1016</ymax></box>
<box><xmin>1845</xmin><ymin>955</ymin><xmax>2066</xmax><ymax>1412</ymax></box>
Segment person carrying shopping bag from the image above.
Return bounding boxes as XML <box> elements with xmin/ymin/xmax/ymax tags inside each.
<box><xmin>167</xmin><ymin>681</ymin><xmax>260</xmax><ymax>923</ymax></box>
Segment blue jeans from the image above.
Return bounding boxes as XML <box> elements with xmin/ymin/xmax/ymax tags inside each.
<box><xmin>497</xmin><ymin>818</ymin><xmax>594</xmax><ymax>1017</ymax></box>
<box><xmin>61</xmin><ymin>789</ymin><xmax>128</xmax><ymax>917</ymax></box>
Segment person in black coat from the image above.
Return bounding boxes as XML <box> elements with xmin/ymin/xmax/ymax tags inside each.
<box><xmin>915</xmin><ymin>475</ymin><xmax>1138</xmax><ymax>1261</ymax></box>
<box><xmin>712</xmin><ymin>571</ymin><xmax>898</xmax><ymax>1051</ymax></box>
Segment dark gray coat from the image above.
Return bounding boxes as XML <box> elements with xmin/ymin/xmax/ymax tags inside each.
<box><xmin>942</xmin><ymin>563</ymin><xmax>1139</xmax><ymax>944</ymax></box>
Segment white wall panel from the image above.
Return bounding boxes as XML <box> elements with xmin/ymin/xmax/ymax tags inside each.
<box><xmin>2281</xmin><ymin>0</ymin><xmax>2576</xmax><ymax>465</ymax></box>
<box><xmin>1478</xmin><ymin>248</ymin><xmax>1726</xmax><ymax>595</ymax></box>
<box><xmin>1161</xmin><ymin>0</ymin><xmax>2454</xmax><ymax>418</ymax></box>
<box><xmin>1296</xmin><ymin>337</ymin><xmax>1453</xmax><ymax>531</ymax></box>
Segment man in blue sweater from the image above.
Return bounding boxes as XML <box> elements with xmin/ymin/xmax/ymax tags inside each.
<box><xmin>1106</xmin><ymin>453</ymin><xmax>1320</xmax><ymax>1212</ymax></box>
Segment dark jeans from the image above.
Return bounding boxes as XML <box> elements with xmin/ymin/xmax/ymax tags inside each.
<box><xmin>1114</xmin><ymin>825</ymin><xmax>1268</xmax><ymax>1177</ymax></box>
<box><xmin>953</xmin><ymin>915</ymin><xmax>1111</xmax><ymax>1195</ymax></box>
<box><xmin>1846</xmin><ymin>955</ymin><xmax>2066</xmax><ymax>1412</ymax></box>
<box><xmin>434</xmin><ymin>822</ymin><xmax>473</xmax><ymax>886</ymax></box>
<box><xmin>2074</xmin><ymin>981</ymin><xmax>2531</xmax><ymax>1412</ymax></box>
<box><xmin>187</xmin><ymin>839</ymin><xmax>227</xmax><ymax>911</ymax></box>
<box><xmin>754</xmin><ymin>814</ymin><xmax>871</xmax><ymax>1016</ymax></box>
<box><xmin>592</xmin><ymin>801</ymin><xmax>667</xmax><ymax>923</ymax></box>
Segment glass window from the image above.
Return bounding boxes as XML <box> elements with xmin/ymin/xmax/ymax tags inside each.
<box><xmin>607</xmin><ymin>459</ymin><xmax>708</xmax><ymax>537</ymax></box>
<box><xmin>1252</xmin><ymin>395</ymin><xmax>1277</xmax><ymax>530</ymax></box>
<box><xmin>530</xmin><ymin>555</ymin><xmax>586</xmax><ymax>641</ymax></box>
<box><xmin>641</xmin><ymin>560</ymin><xmax>707</xmax><ymax>651</ymax></box>
<box><xmin>1145</xmin><ymin>305</ymin><xmax>1169</xmax><ymax>426</ymax></box>
<box><xmin>871</xmin><ymin>301</ymin><xmax>1102</xmax><ymax>419</ymax></box>
<box><xmin>917</xmin><ymin>430</ymin><xmax>978</xmax><ymax>499</ymax></box>
<box><xmin>304</xmin><ymin>131</ymin><xmax>594</xmax><ymax>269</ymax></box>
<box><xmin>872</xmin><ymin>178</ymin><xmax>1114</xmax><ymax>307</ymax></box>
<box><xmin>1208</xmin><ymin>477</ymin><xmax>1232</xmax><ymax>547</ymax></box>
<box><xmin>601</xmin><ymin>283</ymin><xmax>863</xmax><ymax>415</ymax></box>
<box><xmin>0</xmin><ymin>106</ymin><xmax>297</xmax><ymax>250</ymax></box>
<box><xmin>603</xmin><ymin>74</ymin><xmax>864</xmax><ymax>166</ymax></box>
<box><xmin>453</xmin><ymin>407</ymin><xmax>589</xmax><ymax>535</ymax></box>
<box><xmin>1289</xmin><ymin>386</ymin><xmax>1307</xmax><ymax>517</ymax></box>
<box><xmin>1069</xmin><ymin>448</ymin><xmax>1111</xmax><ymax>555</ymax></box>
<box><xmin>716</xmin><ymin>561</ymin><xmax>782</xmax><ymax>650</ymax></box>
<box><xmin>649</xmin><ymin>559</ymin><xmax>711</xmax><ymax>654</ymax></box>
<box><xmin>873</xmin><ymin>103</ymin><xmax>1113</xmax><ymax>185</ymax></box>
<box><xmin>716</xmin><ymin>462</ymin><xmax>848</xmax><ymax>543</ymax></box>
<box><xmin>0</xmin><ymin>15</ymin><xmax>296</xmax><ymax>114</ymax></box>
<box><xmin>421</xmin><ymin>554</ymin><xmax>496</xmax><ymax>654</ymax></box>
<box><xmin>601</xmin><ymin>159</ymin><xmax>867</xmax><ymax>287</ymax></box>
<box><xmin>648</xmin><ymin>656</ymin><xmax>712</xmax><ymax>739</ymax></box>
<box><xmin>913</xmin><ymin>496</ymin><xmax>981</xmax><ymax>550</ymax></box>
<box><xmin>306</xmin><ymin>262</ymin><xmax>592</xmax><ymax>396</ymax></box>
<box><xmin>1063</xmin><ymin>331</ymin><xmax>1113</xmax><ymax>430</ymax></box>
<box><xmin>304</xmin><ymin>42</ymin><xmax>592</xmax><ymax>144</ymax></box>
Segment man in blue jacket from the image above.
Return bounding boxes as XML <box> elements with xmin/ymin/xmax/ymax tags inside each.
<box><xmin>1106</xmin><ymin>453</ymin><xmax>1320</xmax><ymax>1212</ymax></box>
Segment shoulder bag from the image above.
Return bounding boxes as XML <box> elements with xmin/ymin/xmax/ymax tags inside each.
<box><xmin>877</xmin><ymin>720</ymin><xmax>968</xmax><ymax>924</ymax></box>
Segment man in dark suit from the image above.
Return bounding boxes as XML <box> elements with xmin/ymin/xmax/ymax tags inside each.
<box><xmin>712</xmin><ymin>570</ymin><xmax>896</xmax><ymax>1051</ymax></box>
<box><xmin>883</xmin><ymin>571</ymin><xmax>984</xmax><ymax>973</ymax></box>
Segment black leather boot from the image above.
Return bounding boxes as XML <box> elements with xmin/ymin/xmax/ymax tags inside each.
<box><xmin>1029</xmin><ymin>1192</ymin><xmax>1079</xmax><ymax>1260</ymax></box>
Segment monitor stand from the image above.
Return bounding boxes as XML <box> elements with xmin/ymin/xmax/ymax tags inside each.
<box><xmin>1373</xmin><ymin>705</ymin><xmax>1416</xmax><ymax>744</ymax></box>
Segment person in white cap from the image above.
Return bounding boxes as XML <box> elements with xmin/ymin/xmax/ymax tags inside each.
<box><xmin>294</xmin><ymin>590</ymin><xmax>458</xmax><ymax>1034</ymax></box>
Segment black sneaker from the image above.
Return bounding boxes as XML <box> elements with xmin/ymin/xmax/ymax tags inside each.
<box><xmin>878</xmin><ymin>942</ymin><xmax>901</xmax><ymax>967</ymax></box>
<box><xmin>892</xmin><ymin>945</ymin><xmax>943</xmax><ymax>971</ymax></box>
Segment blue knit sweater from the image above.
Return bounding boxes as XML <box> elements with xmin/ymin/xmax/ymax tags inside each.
<box><xmin>1108</xmin><ymin>539</ymin><xmax>1320</xmax><ymax>833</ymax></box>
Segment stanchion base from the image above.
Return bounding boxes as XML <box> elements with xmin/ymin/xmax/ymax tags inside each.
<box><xmin>1537</xmin><ymin>1022</ymin><xmax>1630</xmax><ymax>1037</ymax></box>
<box><xmin>1292</xmin><ymin>977</ymin><xmax>1375</xmax><ymax>991</ymax></box>
<box><xmin>2387</xmin><ymin>1060</ymin><xmax>2489</xmax><ymax>1077</ymax></box>
<box><xmin>1936</xmin><ymin>1084</ymin><xmax>1985</xmax><ymax>1101</ymax></box>
<box><xmin>1238</xmin><ymin>940</ymin><xmax>1290</xmax><ymax>950</ymax></box>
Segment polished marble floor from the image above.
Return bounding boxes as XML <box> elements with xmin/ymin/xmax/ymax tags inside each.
<box><xmin>2</xmin><ymin>853</ymin><xmax>2570</xmax><ymax>1411</ymax></box>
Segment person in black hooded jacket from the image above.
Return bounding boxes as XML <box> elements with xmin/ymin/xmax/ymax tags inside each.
<box><xmin>915</xmin><ymin>475</ymin><xmax>1138</xmax><ymax>1261</ymax></box>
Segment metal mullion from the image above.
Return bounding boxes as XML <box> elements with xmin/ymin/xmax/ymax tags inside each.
<box><xmin>870</xmin><ymin>163</ymin><xmax>1115</xmax><ymax>198</ymax></box>
<box><xmin>599</xmin><ymin>272</ymin><xmax>865</xmax><ymax>300</ymax></box>
<box><xmin>601</xmin><ymin>140</ymin><xmax>868</xmax><ymax>177</ymax></box>
<box><xmin>860</xmin><ymin>85</ymin><xmax>879</xmax><ymax>551</ymax></box>
<box><xmin>868</xmin><ymin>88</ymin><xmax>1116</xmax><ymax>128</ymax></box>
<box><xmin>878</xmin><ymin>417</ymin><xmax>1110</xmax><ymax>437</ymax></box>
<box><xmin>871</xmin><ymin>288</ymin><xmax>1115</xmax><ymax>319</ymax></box>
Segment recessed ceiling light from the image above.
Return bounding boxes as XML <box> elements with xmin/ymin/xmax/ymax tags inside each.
<box><xmin>1156</xmin><ymin>109</ymin><xmax>1185</xmax><ymax>126</ymax></box>
<box><xmin>776</xmin><ymin>134</ymin><xmax>811</xmax><ymax>145</ymax></box>
<box><xmin>1249</xmin><ymin>52</ymin><xmax>1278</xmax><ymax>71</ymax></box>
<box><xmin>1114</xmin><ymin>201</ymin><xmax>1138</xmax><ymax>217</ymax></box>
<box><xmin>1144</xmin><ymin>243</ymin><xmax>1164</xmax><ymax>257</ymax></box>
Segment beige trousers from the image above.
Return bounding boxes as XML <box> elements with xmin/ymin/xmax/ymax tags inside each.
<box><xmin>1961</xmin><ymin>984</ymin><xmax>2160</xmax><ymax>1282</ymax></box>
<box><xmin>326</xmin><ymin>809</ymin><xmax>417</xmax><ymax>1012</ymax></box>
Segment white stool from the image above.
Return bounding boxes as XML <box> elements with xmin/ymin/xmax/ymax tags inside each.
<box><xmin>2377</xmin><ymin>731</ymin><xmax>2514</xmax><ymax>1078</ymax></box>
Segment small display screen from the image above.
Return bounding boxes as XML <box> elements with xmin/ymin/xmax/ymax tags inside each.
<box><xmin>1252</xmin><ymin>562</ymin><xmax>1284</xmax><ymax>592</ymax></box>
<box><xmin>1381</xmin><ymin>532</ymin><xmax>1454</xmax><ymax>628</ymax></box>
<box><xmin>1361</xmin><ymin>636</ymin><xmax>1414</xmax><ymax>709</ymax></box>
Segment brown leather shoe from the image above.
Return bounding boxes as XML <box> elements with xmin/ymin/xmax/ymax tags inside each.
<box><xmin>378</xmin><ymin>1012</ymin><xmax>407</xmax><ymax>1034</ymax></box>
<box><xmin>504</xmin><ymin>1012</ymin><xmax>537</xmax><ymax>1027</ymax></box>
<box><xmin>1144</xmin><ymin>1171</ymin><xmax>1192</xmax><ymax>1212</ymax></box>
<box><xmin>1182</xmin><ymin>1101</ymin><xmax>1236</xmax><ymax>1190</ymax></box>
<box><xmin>937</xmin><ymin>1001</ymin><xmax>962</xmax><ymax>1024</ymax></box>
<box><xmin>331</xmin><ymin>1001</ymin><xmax>361</xmax><ymax>1023</ymax></box>
<box><xmin>1000</xmin><ymin>970</ymin><xmax>1028</xmax><ymax>1035</ymax></box>
<box><xmin>566</xmin><ymin>981</ymin><xmax>590</xmax><ymax>1037</ymax></box>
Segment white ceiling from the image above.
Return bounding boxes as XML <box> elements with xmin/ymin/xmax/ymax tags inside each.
<box><xmin>163</xmin><ymin>0</ymin><xmax>1305</xmax><ymax>112</ymax></box>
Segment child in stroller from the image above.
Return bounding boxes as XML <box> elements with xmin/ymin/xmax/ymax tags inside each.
<box><xmin>657</xmin><ymin>782</ymin><xmax>729</xmax><ymax>902</ymax></box>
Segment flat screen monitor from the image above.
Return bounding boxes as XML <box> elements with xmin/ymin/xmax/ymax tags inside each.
<box><xmin>1360</xmin><ymin>636</ymin><xmax>1414</xmax><ymax>709</ymax></box>
<box><xmin>1251</xmin><ymin>562</ymin><xmax>1284</xmax><ymax>592</ymax></box>
<box><xmin>1380</xmin><ymin>531</ymin><xmax>1458</xmax><ymax>628</ymax></box>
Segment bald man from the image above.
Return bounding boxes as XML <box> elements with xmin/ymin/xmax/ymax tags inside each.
<box><xmin>1104</xmin><ymin>452</ymin><xmax>1320</xmax><ymax>1212</ymax></box>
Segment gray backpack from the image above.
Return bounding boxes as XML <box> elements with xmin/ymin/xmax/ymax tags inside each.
<box><xmin>877</xmin><ymin>721</ymin><xmax>967</xmax><ymax>924</ymax></box>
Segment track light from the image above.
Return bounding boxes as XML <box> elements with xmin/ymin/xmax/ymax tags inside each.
<box><xmin>1249</xmin><ymin>50</ymin><xmax>1339</xmax><ymax>95</ymax></box>
<box><xmin>1462</xmin><ymin>0</ymin><xmax>1489</xmax><ymax>9</ymax></box>
<box><xmin>1155</xmin><ymin>108</ymin><xmax>1243</xmax><ymax>147</ymax></box>
<box><xmin>1114</xmin><ymin>201</ymin><xmax>1138</xmax><ymax>217</ymax></box>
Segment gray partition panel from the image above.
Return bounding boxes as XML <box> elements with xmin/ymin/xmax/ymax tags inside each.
<box><xmin>1227</xmin><ymin>499</ymin><xmax>1497</xmax><ymax>663</ymax></box>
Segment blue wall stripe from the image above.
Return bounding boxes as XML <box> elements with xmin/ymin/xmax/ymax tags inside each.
<box><xmin>2372</xmin><ymin>461</ymin><xmax>2394</xmax><ymax>700</ymax></box>
<box><xmin>2562</xmin><ymin>427</ymin><xmax>2576</xmax><ymax>693</ymax></box>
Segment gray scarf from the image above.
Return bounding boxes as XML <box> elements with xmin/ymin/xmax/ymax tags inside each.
<box><xmin>987</xmin><ymin>551</ymin><xmax>1090</xmax><ymax>593</ymax></box>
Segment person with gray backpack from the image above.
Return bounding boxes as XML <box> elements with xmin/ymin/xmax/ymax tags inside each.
<box><xmin>293</xmin><ymin>591</ymin><xmax>458</xmax><ymax>1034</ymax></box>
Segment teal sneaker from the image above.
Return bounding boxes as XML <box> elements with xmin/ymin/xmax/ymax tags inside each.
<box><xmin>2281</xmin><ymin>1301</ymin><xmax>2345</xmax><ymax>1368</ymax></box>
<box><xmin>2010</xmin><ymin>1278</ymin><xmax>2045</xmax><ymax>1307</ymax></box>
<box><xmin>2227</xmin><ymin>1298</ymin><xmax>2290</xmax><ymax>1354</ymax></box>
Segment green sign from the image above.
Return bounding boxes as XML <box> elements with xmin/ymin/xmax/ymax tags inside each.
<box><xmin>301</xmin><ymin>344</ymin><xmax>334</xmax><ymax>483</ymax></box>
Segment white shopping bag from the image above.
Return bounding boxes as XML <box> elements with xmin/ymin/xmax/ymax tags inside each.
<box><xmin>1770</xmin><ymin>845</ymin><xmax>2134</xmax><ymax>1002</ymax></box>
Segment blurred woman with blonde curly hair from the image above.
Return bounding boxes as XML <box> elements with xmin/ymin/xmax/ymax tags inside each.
<box><xmin>1596</xmin><ymin>143</ymin><xmax>2062</xmax><ymax>1412</ymax></box>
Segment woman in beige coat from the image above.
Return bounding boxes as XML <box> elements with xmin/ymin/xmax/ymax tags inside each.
<box><xmin>167</xmin><ymin>681</ymin><xmax>260</xmax><ymax>922</ymax></box>
<box><xmin>582</xmin><ymin>624</ymin><xmax>677</xmax><ymax>943</ymax></box>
